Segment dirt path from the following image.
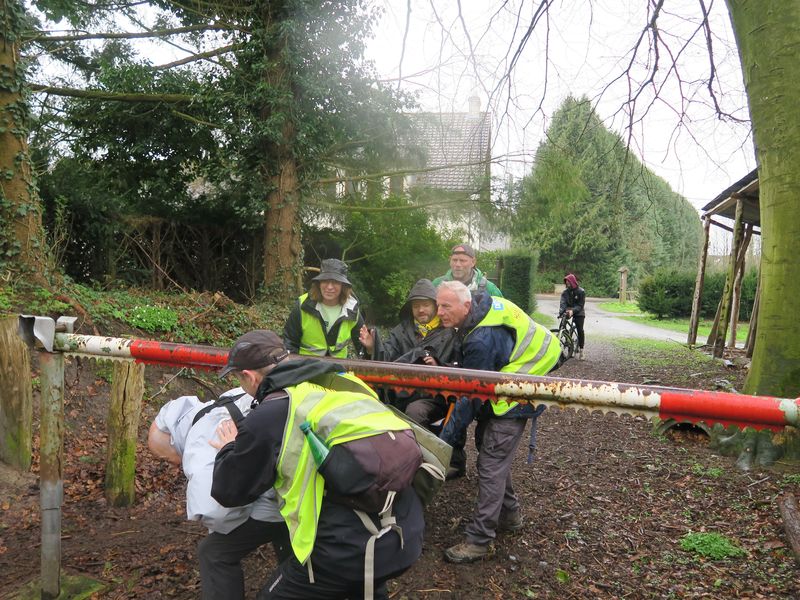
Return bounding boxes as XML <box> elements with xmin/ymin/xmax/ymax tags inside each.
<box><xmin>537</xmin><ymin>294</ymin><xmax>705</xmax><ymax>345</ymax></box>
<box><xmin>1</xmin><ymin>339</ymin><xmax>797</xmax><ymax>599</ymax></box>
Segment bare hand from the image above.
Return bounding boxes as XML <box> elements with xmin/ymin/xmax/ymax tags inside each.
<box><xmin>358</xmin><ymin>325</ymin><xmax>375</xmax><ymax>353</ymax></box>
<box><xmin>566</xmin><ymin>309</ymin><xmax>573</xmax><ymax>318</ymax></box>
<box><xmin>210</xmin><ymin>419</ymin><xmax>238</xmax><ymax>449</ymax></box>
<box><xmin>422</xmin><ymin>355</ymin><xmax>438</xmax><ymax>366</ymax></box>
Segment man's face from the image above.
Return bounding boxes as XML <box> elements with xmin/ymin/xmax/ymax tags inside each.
<box><xmin>449</xmin><ymin>253</ymin><xmax>476</xmax><ymax>282</ymax></box>
<box><xmin>436</xmin><ymin>288</ymin><xmax>471</xmax><ymax>328</ymax></box>
<box><xmin>234</xmin><ymin>371</ymin><xmax>261</xmax><ymax>397</ymax></box>
<box><xmin>411</xmin><ymin>299</ymin><xmax>437</xmax><ymax>324</ymax></box>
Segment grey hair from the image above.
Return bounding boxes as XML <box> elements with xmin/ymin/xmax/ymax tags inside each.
<box><xmin>438</xmin><ymin>280</ymin><xmax>472</xmax><ymax>304</ymax></box>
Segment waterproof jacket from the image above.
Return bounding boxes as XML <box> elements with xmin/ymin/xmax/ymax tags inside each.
<box><xmin>211</xmin><ymin>358</ymin><xmax>424</xmax><ymax>582</ymax></box>
<box><xmin>371</xmin><ymin>279</ymin><xmax>460</xmax><ymax>366</ymax></box>
<box><xmin>559</xmin><ymin>280</ymin><xmax>586</xmax><ymax>318</ymax></box>
<box><xmin>283</xmin><ymin>293</ymin><xmax>364</xmax><ymax>357</ymax></box>
<box><xmin>432</xmin><ymin>266</ymin><xmax>503</xmax><ymax>297</ymax></box>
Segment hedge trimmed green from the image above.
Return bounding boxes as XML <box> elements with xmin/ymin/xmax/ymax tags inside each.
<box><xmin>638</xmin><ymin>268</ymin><xmax>757</xmax><ymax>319</ymax></box>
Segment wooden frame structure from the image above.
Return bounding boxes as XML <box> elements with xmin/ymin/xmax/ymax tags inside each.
<box><xmin>688</xmin><ymin>169</ymin><xmax>761</xmax><ymax>357</ymax></box>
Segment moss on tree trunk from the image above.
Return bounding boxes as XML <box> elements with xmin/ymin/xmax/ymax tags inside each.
<box><xmin>104</xmin><ymin>361</ymin><xmax>144</xmax><ymax>507</ymax></box>
<box><xmin>726</xmin><ymin>0</ymin><xmax>800</xmax><ymax>396</ymax></box>
<box><xmin>0</xmin><ymin>316</ymin><xmax>32</xmax><ymax>469</ymax></box>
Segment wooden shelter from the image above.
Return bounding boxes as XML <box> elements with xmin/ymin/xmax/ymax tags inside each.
<box><xmin>688</xmin><ymin>169</ymin><xmax>761</xmax><ymax>357</ymax></box>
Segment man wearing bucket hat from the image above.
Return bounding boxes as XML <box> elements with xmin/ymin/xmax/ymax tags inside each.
<box><xmin>283</xmin><ymin>258</ymin><xmax>364</xmax><ymax>358</ymax></box>
<box><xmin>432</xmin><ymin>243</ymin><xmax>503</xmax><ymax>297</ymax></box>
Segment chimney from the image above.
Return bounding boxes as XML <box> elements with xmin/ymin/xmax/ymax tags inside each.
<box><xmin>468</xmin><ymin>95</ymin><xmax>481</xmax><ymax>115</ymax></box>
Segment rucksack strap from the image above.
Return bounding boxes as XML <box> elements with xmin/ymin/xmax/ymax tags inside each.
<box><xmin>354</xmin><ymin>497</ymin><xmax>404</xmax><ymax>600</ymax></box>
<box><xmin>191</xmin><ymin>392</ymin><xmax>247</xmax><ymax>427</ymax></box>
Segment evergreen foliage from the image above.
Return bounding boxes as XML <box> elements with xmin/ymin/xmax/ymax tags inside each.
<box><xmin>498</xmin><ymin>251</ymin><xmax>538</xmax><ymax>314</ymax></box>
<box><xmin>513</xmin><ymin>97</ymin><xmax>703</xmax><ymax>295</ymax></box>
<box><xmin>638</xmin><ymin>268</ymin><xmax>758</xmax><ymax>320</ymax></box>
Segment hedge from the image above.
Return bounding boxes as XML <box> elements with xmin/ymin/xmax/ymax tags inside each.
<box><xmin>638</xmin><ymin>268</ymin><xmax>757</xmax><ymax>320</ymax></box>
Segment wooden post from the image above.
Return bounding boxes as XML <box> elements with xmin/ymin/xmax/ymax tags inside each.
<box><xmin>618</xmin><ymin>266</ymin><xmax>629</xmax><ymax>303</ymax></box>
<box><xmin>104</xmin><ymin>361</ymin><xmax>145</xmax><ymax>507</ymax></box>
<box><xmin>39</xmin><ymin>350</ymin><xmax>65</xmax><ymax>600</ymax></box>
<box><xmin>745</xmin><ymin>271</ymin><xmax>761</xmax><ymax>358</ymax></box>
<box><xmin>688</xmin><ymin>218</ymin><xmax>712</xmax><ymax>346</ymax></box>
<box><xmin>0</xmin><ymin>316</ymin><xmax>33</xmax><ymax>469</ymax></box>
<box><xmin>728</xmin><ymin>225</ymin><xmax>753</xmax><ymax>348</ymax></box>
<box><xmin>713</xmin><ymin>198</ymin><xmax>745</xmax><ymax>358</ymax></box>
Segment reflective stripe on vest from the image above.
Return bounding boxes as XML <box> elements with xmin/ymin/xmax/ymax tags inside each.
<box><xmin>274</xmin><ymin>374</ymin><xmax>410</xmax><ymax>564</ymax></box>
<box><xmin>467</xmin><ymin>296</ymin><xmax>562</xmax><ymax>416</ymax></box>
<box><xmin>298</xmin><ymin>293</ymin><xmax>357</xmax><ymax>358</ymax></box>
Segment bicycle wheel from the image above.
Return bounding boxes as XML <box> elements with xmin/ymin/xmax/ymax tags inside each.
<box><xmin>558</xmin><ymin>328</ymin><xmax>575</xmax><ymax>359</ymax></box>
<box><xmin>570</xmin><ymin>325</ymin><xmax>579</xmax><ymax>353</ymax></box>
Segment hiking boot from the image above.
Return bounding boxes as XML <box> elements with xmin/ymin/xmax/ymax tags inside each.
<box><xmin>498</xmin><ymin>510</ymin><xmax>524</xmax><ymax>532</ymax></box>
<box><xmin>444</xmin><ymin>542</ymin><xmax>489</xmax><ymax>564</ymax></box>
<box><xmin>446</xmin><ymin>465</ymin><xmax>466</xmax><ymax>480</ymax></box>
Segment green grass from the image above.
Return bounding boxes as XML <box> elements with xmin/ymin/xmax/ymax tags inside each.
<box><xmin>532</xmin><ymin>311</ymin><xmax>556</xmax><ymax>329</ymax></box>
<box><xmin>622</xmin><ymin>315</ymin><xmax>748</xmax><ymax>343</ymax></box>
<box><xmin>597</xmin><ymin>300</ymin><xmax>644</xmax><ymax>314</ymax></box>
<box><xmin>613</xmin><ymin>338</ymin><xmax>715</xmax><ymax>371</ymax></box>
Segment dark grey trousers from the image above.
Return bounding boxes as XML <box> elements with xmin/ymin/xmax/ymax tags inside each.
<box><xmin>199</xmin><ymin>517</ymin><xmax>291</xmax><ymax>600</ymax></box>
<box><xmin>464</xmin><ymin>417</ymin><xmax>527</xmax><ymax>546</ymax></box>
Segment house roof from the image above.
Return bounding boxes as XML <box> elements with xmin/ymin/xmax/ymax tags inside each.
<box><xmin>408</xmin><ymin>111</ymin><xmax>491</xmax><ymax>193</ymax></box>
<box><xmin>701</xmin><ymin>168</ymin><xmax>760</xmax><ymax>226</ymax></box>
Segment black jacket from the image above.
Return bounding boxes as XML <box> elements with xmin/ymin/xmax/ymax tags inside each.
<box><xmin>370</xmin><ymin>278</ymin><xmax>460</xmax><ymax>366</ymax></box>
<box><xmin>559</xmin><ymin>286</ymin><xmax>586</xmax><ymax>317</ymax></box>
<box><xmin>283</xmin><ymin>293</ymin><xmax>364</xmax><ymax>356</ymax></box>
<box><xmin>211</xmin><ymin>358</ymin><xmax>424</xmax><ymax>581</ymax></box>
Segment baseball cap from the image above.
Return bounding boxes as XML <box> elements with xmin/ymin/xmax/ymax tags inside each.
<box><xmin>219</xmin><ymin>330</ymin><xmax>289</xmax><ymax>378</ymax></box>
<box><xmin>451</xmin><ymin>243</ymin><xmax>476</xmax><ymax>258</ymax></box>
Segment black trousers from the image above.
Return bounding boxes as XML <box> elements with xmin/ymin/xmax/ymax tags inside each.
<box><xmin>257</xmin><ymin>555</ymin><xmax>409</xmax><ymax>600</ymax></box>
<box><xmin>198</xmin><ymin>517</ymin><xmax>291</xmax><ymax>600</ymax></box>
<box><xmin>573</xmin><ymin>315</ymin><xmax>585</xmax><ymax>349</ymax></box>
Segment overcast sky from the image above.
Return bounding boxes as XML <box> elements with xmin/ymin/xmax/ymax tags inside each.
<box><xmin>365</xmin><ymin>0</ymin><xmax>755</xmax><ymax>219</ymax></box>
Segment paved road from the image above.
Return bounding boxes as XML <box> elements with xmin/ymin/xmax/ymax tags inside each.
<box><xmin>536</xmin><ymin>294</ymin><xmax>703</xmax><ymax>344</ymax></box>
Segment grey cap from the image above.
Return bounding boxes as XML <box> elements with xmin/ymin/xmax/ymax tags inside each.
<box><xmin>312</xmin><ymin>258</ymin><xmax>351</xmax><ymax>285</ymax></box>
<box><xmin>219</xmin><ymin>330</ymin><xmax>289</xmax><ymax>378</ymax></box>
<box><xmin>451</xmin><ymin>243</ymin><xmax>476</xmax><ymax>258</ymax></box>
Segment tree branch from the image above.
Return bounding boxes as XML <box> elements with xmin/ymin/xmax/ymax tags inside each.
<box><xmin>24</xmin><ymin>24</ymin><xmax>237</xmax><ymax>44</ymax></box>
<box><xmin>149</xmin><ymin>43</ymin><xmax>243</xmax><ymax>70</ymax></box>
<box><xmin>30</xmin><ymin>84</ymin><xmax>192</xmax><ymax>104</ymax></box>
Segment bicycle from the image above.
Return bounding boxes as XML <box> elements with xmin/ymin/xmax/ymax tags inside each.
<box><xmin>551</xmin><ymin>312</ymin><xmax>579</xmax><ymax>360</ymax></box>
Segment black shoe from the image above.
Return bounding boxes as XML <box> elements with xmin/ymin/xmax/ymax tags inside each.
<box><xmin>446</xmin><ymin>466</ymin><xmax>466</xmax><ymax>480</ymax></box>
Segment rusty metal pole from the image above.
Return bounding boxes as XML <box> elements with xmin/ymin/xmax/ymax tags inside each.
<box><xmin>38</xmin><ymin>349</ymin><xmax>64</xmax><ymax>600</ymax></box>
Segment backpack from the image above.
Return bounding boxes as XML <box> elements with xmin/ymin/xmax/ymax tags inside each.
<box><xmin>317</xmin><ymin>424</ymin><xmax>422</xmax><ymax>513</ymax></box>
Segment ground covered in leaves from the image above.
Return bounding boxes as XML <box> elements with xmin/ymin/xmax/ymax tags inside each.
<box><xmin>1</xmin><ymin>337</ymin><xmax>799</xmax><ymax>599</ymax></box>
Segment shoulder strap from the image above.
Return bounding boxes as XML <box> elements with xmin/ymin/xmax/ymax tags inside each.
<box><xmin>191</xmin><ymin>392</ymin><xmax>248</xmax><ymax>427</ymax></box>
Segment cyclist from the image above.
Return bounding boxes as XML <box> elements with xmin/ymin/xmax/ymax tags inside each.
<box><xmin>559</xmin><ymin>273</ymin><xmax>586</xmax><ymax>360</ymax></box>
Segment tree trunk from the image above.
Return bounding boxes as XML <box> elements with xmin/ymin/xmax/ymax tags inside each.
<box><xmin>727</xmin><ymin>0</ymin><xmax>800</xmax><ymax>396</ymax></box>
<box><xmin>688</xmin><ymin>217</ymin><xmax>711</xmax><ymax>346</ymax></box>
<box><xmin>104</xmin><ymin>361</ymin><xmax>144</xmax><ymax>507</ymax></box>
<box><xmin>0</xmin><ymin>316</ymin><xmax>32</xmax><ymax>468</ymax></box>
<box><xmin>0</xmin><ymin>0</ymin><xmax>45</xmax><ymax>275</ymax></box>
<box><xmin>262</xmin><ymin>128</ymin><xmax>303</xmax><ymax>301</ymax></box>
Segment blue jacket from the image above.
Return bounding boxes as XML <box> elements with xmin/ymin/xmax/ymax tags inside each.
<box><xmin>459</xmin><ymin>292</ymin><xmax>515</xmax><ymax>371</ymax></box>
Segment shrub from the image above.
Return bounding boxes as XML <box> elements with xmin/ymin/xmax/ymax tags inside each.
<box><xmin>639</xmin><ymin>267</ymin><xmax>757</xmax><ymax>320</ymax></box>
<box><xmin>499</xmin><ymin>252</ymin><xmax>538</xmax><ymax>313</ymax></box>
<box><xmin>638</xmin><ymin>269</ymin><xmax>695</xmax><ymax>318</ymax></box>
